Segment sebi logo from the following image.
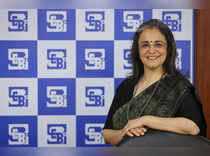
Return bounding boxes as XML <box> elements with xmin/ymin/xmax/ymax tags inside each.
<box><xmin>47</xmin><ymin>49</ymin><xmax>67</xmax><ymax>70</ymax></box>
<box><xmin>176</xmin><ymin>48</ymin><xmax>182</xmax><ymax>70</ymax></box>
<box><xmin>85</xmin><ymin>49</ymin><xmax>105</xmax><ymax>70</ymax></box>
<box><xmin>8</xmin><ymin>48</ymin><xmax>29</xmax><ymax>70</ymax></box>
<box><xmin>85</xmin><ymin>123</ymin><xmax>105</xmax><ymax>145</ymax></box>
<box><xmin>47</xmin><ymin>124</ymin><xmax>67</xmax><ymax>144</ymax></box>
<box><xmin>8</xmin><ymin>124</ymin><xmax>29</xmax><ymax>145</ymax></box>
<box><xmin>162</xmin><ymin>11</ymin><xmax>182</xmax><ymax>32</ymax></box>
<box><xmin>77</xmin><ymin>41</ymin><xmax>113</xmax><ymax>77</ymax></box>
<box><xmin>85</xmin><ymin>11</ymin><xmax>105</xmax><ymax>32</ymax></box>
<box><xmin>46</xmin><ymin>86</ymin><xmax>67</xmax><ymax>108</ymax></box>
<box><xmin>123</xmin><ymin>11</ymin><xmax>143</xmax><ymax>32</ymax></box>
<box><xmin>123</xmin><ymin>49</ymin><xmax>132</xmax><ymax>70</ymax></box>
<box><xmin>46</xmin><ymin>11</ymin><xmax>67</xmax><ymax>32</ymax></box>
<box><xmin>8</xmin><ymin>87</ymin><xmax>28</xmax><ymax>107</ymax></box>
<box><xmin>85</xmin><ymin>87</ymin><xmax>105</xmax><ymax>107</ymax></box>
<box><xmin>8</xmin><ymin>11</ymin><xmax>28</xmax><ymax>32</ymax></box>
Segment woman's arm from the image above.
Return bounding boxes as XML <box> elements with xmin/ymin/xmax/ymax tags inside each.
<box><xmin>102</xmin><ymin>129</ymin><xmax>126</xmax><ymax>146</ymax></box>
<box><xmin>103</xmin><ymin>126</ymin><xmax>147</xmax><ymax>146</ymax></box>
<box><xmin>125</xmin><ymin>115</ymin><xmax>200</xmax><ymax>136</ymax></box>
<box><xmin>103</xmin><ymin>115</ymin><xmax>199</xmax><ymax>146</ymax></box>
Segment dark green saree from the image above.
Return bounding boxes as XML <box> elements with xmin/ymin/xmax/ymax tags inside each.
<box><xmin>111</xmin><ymin>74</ymin><xmax>210</xmax><ymax>147</ymax></box>
<box><xmin>112</xmin><ymin>74</ymin><xmax>190</xmax><ymax>130</ymax></box>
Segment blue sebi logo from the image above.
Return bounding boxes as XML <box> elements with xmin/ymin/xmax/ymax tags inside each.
<box><xmin>46</xmin><ymin>11</ymin><xmax>67</xmax><ymax>32</ymax></box>
<box><xmin>46</xmin><ymin>86</ymin><xmax>67</xmax><ymax>108</ymax></box>
<box><xmin>85</xmin><ymin>87</ymin><xmax>105</xmax><ymax>107</ymax></box>
<box><xmin>162</xmin><ymin>11</ymin><xmax>182</xmax><ymax>32</ymax></box>
<box><xmin>47</xmin><ymin>49</ymin><xmax>67</xmax><ymax>70</ymax></box>
<box><xmin>38</xmin><ymin>79</ymin><xmax>75</xmax><ymax>115</ymax></box>
<box><xmin>8</xmin><ymin>48</ymin><xmax>28</xmax><ymax>70</ymax></box>
<box><xmin>8</xmin><ymin>124</ymin><xmax>29</xmax><ymax>145</ymax></box>
<box><xmin>123</xmin><ymin>11</ymin><xmax>144</xmax><ymax>32</ymax></box>
<box><xmin>85</xmin><ymin>123</ymin><xmax>105</xmax><ymax>145</ymax></box>
<box><xmin>76</xmin><ymin>41</ymin><xmax>113</xmax><ymax>77</ymax></box>
<box><xmin>77</xmin><ymin>116</ymin><xmax>109</xmax><ymax>147</ymax></box>
<box><xmin>8</xmin><ymin>11</ymin><xmax>28</xmax><ymax>32</ymax></box>
<box><xmin>114</xmin><ymin>9</ymin><xmax>152</xmax><ymax>40</ymax></box>
<box><xmin>47</xmin><ymin>124</ymin><xmax>67</xmax><ymax>144</ymax></box>
<box><xmin>38</xmin><ymin>9</ymin><xmax>75</xmax><ymax>40</ymax></box>
<box><xmin>85</xmin><ymin>48</ymin><xmax>105</xmax><ymax>70</ymax></box>
<box><xmin>85</xmin><ymin>11</ymin><xmax>105</xmax><ymax>32</ymax></box>
<box><xmin>8</xmin><ymin>87</ymin><xmax>28</xmax><ymax>107</ymax></box>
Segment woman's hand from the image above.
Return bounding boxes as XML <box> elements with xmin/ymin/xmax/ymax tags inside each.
<box><xmin>124</xmin><ymin>115</ymin><xmax>200</xmax><ymax>136</ymax></box>
<box><xmin>126</xmin><ymin>127</ymin><xmax>147</xmax><ymax>137</ymax></box>
<box><xmin>102</xmin><ymin>128</ymin><xmax>128</xmax><ymax>146</ymax></box>
<box><xmin>122</xmin><ymin>117</ymin><xmax>148</xmax><ymax>137</ymax></box>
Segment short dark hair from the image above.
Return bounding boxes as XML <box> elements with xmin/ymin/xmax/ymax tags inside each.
<box><xmin>129</xmin><ymin>19</ymin><xmax>179</xmax><ymax>84</ymax></box>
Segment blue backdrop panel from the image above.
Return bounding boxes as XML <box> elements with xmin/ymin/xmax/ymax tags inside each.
<box><xmin>0</xmin><ymin>9</ymin><xmax>194</xmax><ymax>147</ymax></box>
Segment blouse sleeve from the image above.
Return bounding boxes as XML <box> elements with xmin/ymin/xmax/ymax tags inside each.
<box><xmin>103</xmin><ymin>86</ymin><xmax>121</xmax><ymax>129</ymax></box>
<box><xmin>175</xmin><ymin>86</ymin><xmax>207</xmax><ymax>137</ymax></box>
<box><xmin>103</xmin><ymin>79</ymin><xmax>134</xmax><ymax>129</ymax></box>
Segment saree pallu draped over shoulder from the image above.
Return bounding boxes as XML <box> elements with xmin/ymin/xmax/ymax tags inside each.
<box><xmin>112</xmin><ymin>74</ymin><xmax>191</xmax><ymax>130</ymax></box>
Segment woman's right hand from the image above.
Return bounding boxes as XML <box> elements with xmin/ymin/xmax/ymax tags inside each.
<box><xmin>102</xmin><ymin>126</ymin><xmax>147</xmax><ymax>146</ymax></box>
<box><xmin>125</xmin><ymin>127</ymin><xmax>147</xmax><ymax>137</ymax></box>
<box><xmin>102</xmin><ymin>128</ymin><xmax>128</xmax><ymax>146</ymax></box>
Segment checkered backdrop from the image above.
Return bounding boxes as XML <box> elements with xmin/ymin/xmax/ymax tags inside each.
<box><xmin>0</xmin><ymin>9</ymin><xmax>194</xmax><ymax>147</ymax></box>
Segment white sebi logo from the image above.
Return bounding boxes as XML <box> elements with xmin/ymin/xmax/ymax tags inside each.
<box><xmin>46</xmin><ymin>11</ymin><xmax>67</xmax><ymax>32</ymax></box>
<box><xmin>47</xmin><ymin>49</ymin><xmax>67</xmax><ymax>70</ymax></box>
<box><xmin>162</xmin><ymin>11</ymin><xmax>182</xmax><ymax>32</ymax></box>
<box><xmin>8</xmin><ymin>124</ymin><xmax>29</xmax><ymax>145</ymax></box>
<box><xmin>176</xmin><ymin>48</ymin><xmax>182</xmax><ymax>70</ymax></box>
<box><xmin>123</xmin><ymin>11</ymin><xmax>144</xmax><ymax>32</ymax></box>
<box><xmin>85</xmin><ymin>87</ymin><xmax>105</xmax><ymax>107</ymax></box>
<box><xmin>85</xmin><ymin>123</ymin><xmax>105</xmax><ymax>145</ymax></box>
<box><xmin>47</xmin><ymin>124</ymin><xmax>67</xmax><ymax>144</ymax></box>
<box><xmin>85</xmin><ymin>11</ymin><xmax>105</xmax><ymax>32</ymax></box>
<box><xmin>46</xmin><ymin>86</ymin><xmax>67</xmax><ymax>108</ymax></box>
<box><xmin>8</xmin><ymin>11</ymin><xmax>28</xmax><ymax>32</ymax></box>
<box><xmin>123</xmin><ymin>49</ymin><xmax>132</xmax><ymax>70</ymax></box>
<box><xmin>85</xmin><ymin>48</ymin><xmax>105</xmax><ymax>70</ymax></box>
<box><xmin>8</xmin><ymin>48</ymin><xmax>29</xmax><ymax>70</ymax></box>
<box><xmin>8</xmin><ymin>87</ymin><xmax>28</xmax><ymax>107</ymax></box>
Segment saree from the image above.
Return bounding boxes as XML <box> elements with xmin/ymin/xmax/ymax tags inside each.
<box><xmin>111</xmin><ymin>74</ymin><xmax>210</xmax><ymax>147</ymax></box>
<box><xmin>112</xmin><ymin>74</ymin><xmax>191</xmax><ymax>130</ymax></box>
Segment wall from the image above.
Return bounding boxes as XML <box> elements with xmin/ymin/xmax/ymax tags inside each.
<box><xmin>195</xmin><ymin>9</ymin><xmax>210</xmax><ymax>139</ymax></box>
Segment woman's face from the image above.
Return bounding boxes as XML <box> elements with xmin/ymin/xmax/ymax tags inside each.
<box><xmin>138</xmin><ymin>28</ymin><xmax>167</xmax><ymax>72</ymax></box>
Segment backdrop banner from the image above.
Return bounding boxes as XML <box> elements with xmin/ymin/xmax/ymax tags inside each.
<box><xmin>0</xmin><ymin>9</ymin><xmax>194</xmax><ymax>147</ymax></box>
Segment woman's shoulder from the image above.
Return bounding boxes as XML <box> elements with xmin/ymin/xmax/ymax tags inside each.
<box><xmin>117</xmin><ymin>78</ymin><xmax>135</xmax><ymax>90</ymax></box>
<box><xmin>166</xmin><ymin>72</ymin><xmax>193</xmax><ymax>88</ymax></box>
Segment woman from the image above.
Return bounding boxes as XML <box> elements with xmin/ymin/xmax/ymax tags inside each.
<box><xmin>102</xmin><ymin>19</ymin><xmax>207</xmax><ymax>146</ymax></box>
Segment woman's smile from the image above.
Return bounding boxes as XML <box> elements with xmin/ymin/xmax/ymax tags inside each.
<box><xmin>146</xmin><ymin>55</ymin><xmax>161</xmax><ymax>60</ymax></box>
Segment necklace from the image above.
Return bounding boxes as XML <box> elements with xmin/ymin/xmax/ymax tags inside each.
<box><xmin>127</xmin><ymin>73</ymin><xmax>166</xmax><ymax>120</ymax></box>
<box><xmin>133</xmin><ymin>74</ymin><xmax>164</xmax><ymax>97</ymax></box>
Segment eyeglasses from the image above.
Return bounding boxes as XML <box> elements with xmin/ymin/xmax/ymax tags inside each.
<box><xmin>139</xmin><ymin>41</ymin><xmax>167</xmax><ymax>50</ymax></box>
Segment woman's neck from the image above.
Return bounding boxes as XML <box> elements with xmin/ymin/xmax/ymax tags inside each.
<box><xmin>133</xmin><ymin>68</ymin><xmax>164</xmax><ymax>97</ymax></box>
<box><xmin>142</xmin><ymin>68</ymin><xmax>164</xmax><ymax>84</ymax></box>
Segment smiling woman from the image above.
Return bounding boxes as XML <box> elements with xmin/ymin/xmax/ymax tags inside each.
<box><xmin>102</xmin><ymin>19</ymin><xmax>207</xmax><ymax>146</ymax></box>
<box><xmin>138</xmin><ymin>28</ymin><xmax>167</xmax><ymax>74</ymax></box>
